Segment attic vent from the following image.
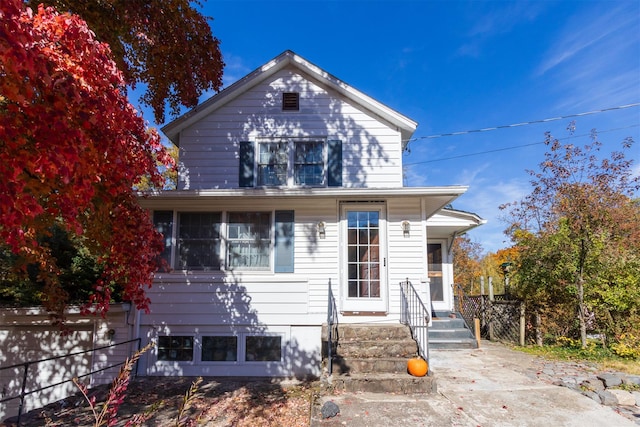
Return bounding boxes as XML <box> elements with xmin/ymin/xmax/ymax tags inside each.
<box><xmin>282</xmin><ymin>92</ymin><xmax>299</xmax><ymax>111</ymax></box>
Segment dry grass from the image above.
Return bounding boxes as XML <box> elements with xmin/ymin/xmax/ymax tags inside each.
<box><xmin>7</xmin><ymin>377</ymin><xmax>322</xmax><ymax>427</ymax></box>
<box><xmin>599</xmin><ymin>359</ymin><xmax>640</xmax><ymax>375</ymax></box>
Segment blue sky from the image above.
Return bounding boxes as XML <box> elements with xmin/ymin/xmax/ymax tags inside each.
<box><xmin>145</xmin><ymin>0</ymin><xmax>640</xmax><ymax>253</ymax></box>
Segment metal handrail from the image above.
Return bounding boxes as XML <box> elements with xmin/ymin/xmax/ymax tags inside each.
<box><xmin>0</xmin><ymin>338</ymin><xmax>141</xmax><ymax>425</ymax></box>
<box><xmin>326</xmin><ymin>279</ymin><xmax>338</xmax><ymax>376</ymax></box>
<box><xmin>400</xmin><ymin>279</ymin><xmax>430</xmax><ymax>363</ymax></box>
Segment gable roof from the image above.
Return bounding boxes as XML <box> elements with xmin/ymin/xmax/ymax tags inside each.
<box><xmin>161</xmin><ymin>50</ymin><xmax>418</xmax><ymax>145</ymax></box>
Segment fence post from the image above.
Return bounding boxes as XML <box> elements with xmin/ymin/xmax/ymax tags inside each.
<box><xmin>519</xmin><ymin>303</ymin><xmax>526</xmax><ymax>346</ymax></box>
<box><xmin>535</xmin><ymin>310</ymin><xmax>543</xmax><ymax>346</ymax></box>
<box><xmin>488</xmin><ymin>277</ymin><xmax>494</xmax><ymax>301</ymax></box>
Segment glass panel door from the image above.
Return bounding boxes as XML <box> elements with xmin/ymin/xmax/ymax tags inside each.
<box><xmin>341</xmin><ymin>204</ymin><xmax>387</xmax><ymax>313</ymax></box>
<box><xmin>428</xmin><ymin>243</ymin><xmax>444</xmax><ymax>302</ymax></box>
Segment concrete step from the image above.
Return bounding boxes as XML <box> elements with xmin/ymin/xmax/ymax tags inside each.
<box><xmin>430</xmin><ymin>318</ymin><xmax>468</xmax><ymax>329</ymax></box>
<box><xmin>335</xmin><ymin>339</ymin><xmax>418</xmax><ymax>359</ymax></box>
<box><xmin>323</xmin><ymin>323</ymin><xmax>436</xmax><ymax>394</ymax></box>
<box><xmin>428</xmin><ymin>313</ymin><xmax>478</xmax><ymax>349</ymax></box>
<box><xmin>429</xmin><ymin>338</ymin><xmax>478</xmax><ymax>349</ymax></box>
<box><xmin>428</xmin><ymin>328</ymin><xmax>476</xmax><ymax>339</ymax></box>
<box><xmin>330</xmin><ymin>356</ymin><xmax>410</xmax><ymax>374</ymax></box>
<box><xmin>331</xmin><ymin>372</ymin><xmax>437</xmax><ymax>394</ymax></box>
<box><xmin>326</xmin><ymin>323</ymin><xmax>414</xmax><ymax>341</ymax></box>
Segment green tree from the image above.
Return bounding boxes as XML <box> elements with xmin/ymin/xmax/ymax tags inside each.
<box><xmin>501</xmin><ymin>125</ymin><xmax>639</xmax><ymax>347</ymax></box>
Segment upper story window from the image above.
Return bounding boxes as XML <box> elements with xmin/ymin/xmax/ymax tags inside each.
<box><xmin>258</xmin><ymin>141</ymin><xmax>288</xmax><ymax>186</ymax></box>
<box><xmin>294</xmin><ymin>140</ymin><xmax>324</xmax><ymax>185</ymax></box>
<box><xmin>282</xmin><ymin>92</ymin><xmax>299</xmax><ymax>111</ymax></box>
<box><xmin>240</xmin><ymin>139</ymin><xmax>342</xmax><ymax>188</ymax></box>
<box><xmin>257</xmin><ymin>140</ymin><xmax>325</xmax><ymax>186</ymax></box>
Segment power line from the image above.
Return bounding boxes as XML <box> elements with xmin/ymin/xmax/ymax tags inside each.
<box><xmin>404</xmin><ymin>124</ymin><xmax>640</xmax><ymax>166</ymax></box>
<box><xmin>403</xmin><ymin>103</ymin><xmax>640</xmax><ymax>147</ymax></box>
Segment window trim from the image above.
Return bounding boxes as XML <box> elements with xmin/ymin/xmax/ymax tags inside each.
<box><xmin>201</xmin><ymin>335</ymin><xmax>239</xmax><ymax>363</ymax></box>
<box><xmin>176</xmin><ymin>212</ymin><xmax>222</xmax><ymax>271</ymax></box>
<box><xmin>154</xmin><ymin>331</ymin><xmax>286</xmax><ymax>365</ymax></box>
<box><xmin>226</xmin><ymin>211</ymin><xmax>272</xmax><ymax>271</ymax></box>
<box><xmin>256</xmin><ymin>138</ymin><xmax>328</xmax><ymax>188</ymax></box>
<box><xmin>153</xmin><ymin>210</ymin><xmax>295</xmax><ymax>273</ymax></box>
<box><xmin>157</xmin><ymin>335</ymin><xmax>195</xmax><ymax>362</ymax></box>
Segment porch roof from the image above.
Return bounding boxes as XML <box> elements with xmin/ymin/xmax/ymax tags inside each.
<box><xmin>138</xmin><ymin>185</ymin><xmax>468</xmax><ymax>219</ymax></box>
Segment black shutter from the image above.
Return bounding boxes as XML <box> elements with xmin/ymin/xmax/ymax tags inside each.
<box><xmin>239</xmin><ymin>141</ymin><xmax>255</xmax><ymax>187</ymax></box>
<box><xmin>327</xmin><ymin>140</ymin><xmax>342</xmax><ymax>187</ymax></box>
<box><xmin>274</xmin><ymin>210</ymin><xmax>294</xmax><ymax>273</ymax></box>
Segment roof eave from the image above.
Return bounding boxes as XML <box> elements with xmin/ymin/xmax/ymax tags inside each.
<box><xmin>161</xmin><ymin>50</ymin><xmax>417</xmax><ymax>145</ymax></box>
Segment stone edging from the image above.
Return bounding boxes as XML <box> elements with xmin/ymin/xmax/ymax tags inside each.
<box><xmin>532</xmin><ymin>360</ymin><xmax>640</xmax><ymax>424</ymax></box>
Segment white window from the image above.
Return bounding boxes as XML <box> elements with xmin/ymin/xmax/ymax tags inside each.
<box><xmin>154</xmin><ymin>210</ymin><xmax>294</xmax><ymax>272</ymax></box>
<box><xmin>201</xmin><ymin>336</ymin><xmax>238</xmax><ymax>362</ymax></box>
<box><xmin>294</xmin><ymin>140</ymin><xmax>324</xmax><ymax>185</ymax></box>
<box><xmin>157</xmin><ymin>336</ymin><xmax>194</xmax><ymax>361</ymax></box>
<box><xmin>154</xmin><ymin>332</ymin><xmax>285</xmax><ymax>365</ymax></box>
<box><xmin>257</xmin><ymin>139</ymin><xmax>326</xmax><ymax>187</ymax></box>
<box><xmin>177</xmin><ymin>212</ymin><xmax>221</xmax><ymax>270</ymax></box>
<box><xmin>258</xmin><ymin>141</ymin><xmax>288</xmax><ymax>186</ymax></box>
<box><xmin>245</xmin><ymin>335</ymin><xmax>282</xmax><ymax>362</ymax></box>
<box><xmin>227</xmin><ymin>212</ymin><xmax>271</xmax><ymax>270</ymax></box>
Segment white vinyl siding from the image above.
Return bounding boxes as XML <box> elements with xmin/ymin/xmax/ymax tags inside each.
<box><xmin>177</xmin><ymin>69</ymin><xmax>403</xmax><ymax>190</ymax></box>
<box><xmin>144</xmin><ymin>197</ymin><xmax>432</xmax><ymax>323</ymax></box>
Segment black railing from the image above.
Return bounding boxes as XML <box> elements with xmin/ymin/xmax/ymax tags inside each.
<box><xmin>0</xmin><ymin>338</ymin><xmax>141</xmax><ymax>425</ymax></box>
<box><xmin>399</xmin><ymin>279</ymin><xmax>430</xmax><ymax>363</ymax></box>
<box><xmin>326</xmin><ymin>279</ymin><xmax>338</xmax><ymax>376</ymax></box>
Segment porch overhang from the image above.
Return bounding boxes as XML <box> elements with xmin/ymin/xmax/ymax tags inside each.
<box><xmin>138</xmin><ymin>186</ymin><xmax>468</xmax><ymax>219</ymax></box>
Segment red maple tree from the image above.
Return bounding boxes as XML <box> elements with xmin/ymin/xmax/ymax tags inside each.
<box><xmin>0</xmin><ymin>0</ymin><xmax>174</xmax><ymax>320</ymax></box>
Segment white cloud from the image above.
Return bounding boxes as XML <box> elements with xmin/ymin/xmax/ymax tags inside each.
<box><xmin>535</xmin><ymin>3</ymin><xmax>640</xmax><ymax>112</ymax></box>
<box><xmin>453</xmin><ymin>178</ymin><xmax>531</xmax><ymax>253</ymax></box>
<box><xmin>457</xmin><ymin>1</ymin><xmax>545</xmax><ymax>58</ymax></box>
<box><xmin>536</xmin><ymin>5</ymin><xmax>637</xmax><ymax>76</ymax></box>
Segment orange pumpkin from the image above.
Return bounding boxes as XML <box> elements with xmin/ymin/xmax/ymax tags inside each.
<box><xmin>407</xmin><ymin>357</ymin><xmax>428</xmax><ymax>377</ymax></box>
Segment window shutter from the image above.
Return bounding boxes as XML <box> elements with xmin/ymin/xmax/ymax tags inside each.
<box><xmin>239</xmin><ymin>141</ymin><xmax>255</xmax><ymax>187</ymax></box>
<box><xmin>274</xmin><ymin>210</ymin><xmax>295</xmax><ymax>273</ymax></box>
<box><xmin>327</xmin><ymin>140</ymin><xmax>342</xmax><ymax>187</ymax></box>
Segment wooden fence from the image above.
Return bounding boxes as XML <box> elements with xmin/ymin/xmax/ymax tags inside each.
<box><xmin>455</xmin><ymin>293</ymin><xmax>530</xmax><ymax>345</ymax></box>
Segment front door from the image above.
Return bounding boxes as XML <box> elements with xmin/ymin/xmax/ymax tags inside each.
<box><xmin>428</xmin><ymin>241</ymin><xmax>449</xmax><ymax>312</ymax></box>
<box><xmin>340</xmin><ymin>204</ymin><xmax>387</xmax><ymax>313</ymax></box>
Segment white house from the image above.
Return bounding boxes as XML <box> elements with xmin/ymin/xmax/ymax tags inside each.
<box><xmin>134</xmin><ymin>50</ymin><xmax>484</xmax><ymax>379</ymax></box>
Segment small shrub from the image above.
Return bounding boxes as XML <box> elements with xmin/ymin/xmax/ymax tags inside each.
<box><xmin>610</xmin><ymin>334</ymin><xmax>640</xmax><ymax>359</ymax></box>
<box><xmin>61</xmin><ymin>344</ymin><xmax>203</xmax><ymax>427</ymax></box>
<box><xmin>555</xmin><ymin>336</ymin><xmax>579</xmax><ymax>348</ymax></box>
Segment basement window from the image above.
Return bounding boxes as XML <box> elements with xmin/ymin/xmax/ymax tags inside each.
<box><xmin>245</xmin><ymin>335</ymin><xmax>282</xmax><ymax>362</ymax></box>
<box><xmin>282</xmin><ymin>92</ymin><xmax>299</xmax><ymax>111</ymax></box>
<box><xmin>157</xmin><ymin>336</ymin><xmax>193</xmax><ymax>361</ymax></box>
<box><xmin>201</xmin><ymin>336</ymin><xmax>238</xmax><ymax>361</ymax></box>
